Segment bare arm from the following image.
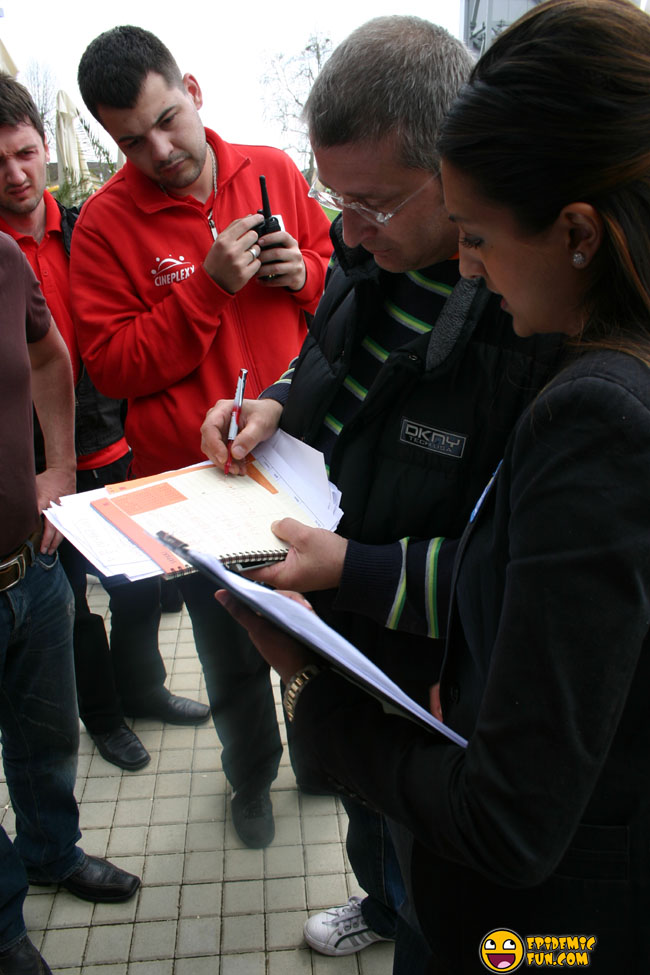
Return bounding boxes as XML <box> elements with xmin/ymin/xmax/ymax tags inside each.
<box><xmin>30</xmin><ymin>319</ymin><xmax>76</xmax><ymax>553</ymax></box>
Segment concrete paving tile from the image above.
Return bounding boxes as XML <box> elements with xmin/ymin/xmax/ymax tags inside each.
<box><xmin>299</xmin><ymin>794</ymin><xmax>339</xmax><ymax>816</ymax></box>
<box><xmin>221</xmin><ymin>913</ymin><xmax>265</xmax><ymax>953</ymax></box>
<box><xmin>222</xmin><ymin>880</ymin><xmax>264</xmax><ymax>916</ymax></box>
<box><xmin>133</xmin><ymin>729</ymin><xmax>163</xmax><ymax>751</ymax></box>
<box><xmin>142</xmin><ymin>852</ymin><xmax>185</xmax><ymax>886</ymax></box>
<box><xmin>302</xmin><ymin>815</ymin><xmax>340</xmax><ymax>845</ymax></box>
<box><xmin>136</xmin><ymin>884</ymin><xmax>180</xmax><ymax>921</ymax></box>
<box><xmin>270</xmin><ymin>790</ymin><xmax>300</xmax><ymax>818</ymax></box>
<box><xmin>146</xmin><ymin>822</ymin><xmax>187</xmax><ymax>854</ymax></box>
<box><xmin>273</xmin><ymin>765</ymin><xmax>298</xmax><ymax>790</ymax></box>
<box><xmin>180</xmin><ymin>881</ymin><xmax>222</xmax><ymax>918</ymax></box>
<box><xmin>48</xmin><ymin>895</ymin><xmax>94</xmax><ymax>928</ymax></box>
<box><xmin>188</xmin><ymin>794</ymin><xmax>226</xmax><ymax>822</ymax></box>
<box><xmin>192</xmin><ymin>747</ymin><xmax>223</xmax><ymax>772</ymax></box>
<box><xmin>186</xmin><ymin>820</ymin><xmax>222</xmax><ymax>852</ymax></box>
<box><xmin>304</xmin><ymin>843</ymin><xmax>346</xmax><ymax>876</ymax></box>
<box><xmin>191</xmin><ymin>771</ymin><xmax>227</xmax><ymax>796</ymax></box>
<box><xmin>23</xmin><ymin>891</ymin><xmax>54</xmax><ymax>930</ymax></box>
<box><xmin>129</xmin><ymin>919</ymin><xmax>177</xmax><ymax>961</ymax></box>
<box><xmin>77</xmin><ymin>828</ymin><xmax>109</xmax><ymax>857</ymax></box>
<box><xmin>175</xmin><ymin>957</ymin><xmax>222</xmax><ymax>975</ymax></box>
<box><xmin>156</xmin><ymin>747</ymin><xmax>194</xmax><ymax>773</ymax></box>
<box><xmin>126</xmin><ymin>961</ymin><xmax>173</xmax><ymax>975</ymax></box>
<box><xmin>223</xmin><ymin>848</ymin><xmax>264</xmax><ymax>882</ymax></box>
<box><xmin>40</xmin><ymin>925</ymin><xmax>88</xmax><ymax>968</ymax></box>
<box><xmin>93</xmin><ymin>894</ymin><xmax>139</xmax><ymax>926</ymax></box>
<box><xmin>312</xmin><ymin>953</ymin><xmax>361</xmax><ymax>974</ymax></box>
<box><xmin>160</xmin><ymin>726</ymin><xmax>196</xmax><ymax>749</ymax></box>
<box><xmin>264</xmin><ymin>877</ymin><xmax>306</xmax><ymax>913</ymax></box>
<box><xmin>150</xmin><ymin>795</ymin><xmax>190</xmax><ymax>824</ymax></box>
<box><xmin>263</xmin><ymin>844</ymin><xmax>305</xmax><ymax>879</ymax></box>
<box><xmin>305</xmin><ymin>873</ymin><xmax>350</xmax><ymax>910</ymax></box>
<box><xmin>358</xmin><ymin>941</ymin><xmax>395</xmax><ymax>973</ymax></box>
<box><xmin>176</xmin><ymin>915</ymin><xmax>221</xmax><ymax>956</ymax></box>
<box><xmin>271</xmin><ymin>815</ymin><xmax>302</xmax><ymax>847</ymax></box>
<box><xmin>85</xmin><ymin>923</ymin><xmax>133</xmax><ymax>964</ymax></box>
<box><xmin>221</xmin><ymin>952</ymin><xmax>266</xmax><ymax>974</ymax></box>
<box><xmin>82</xmin><ymin>965</ymin><xmax>127</xmax><ymax>975</ymax></box>
<box><xmin>79</xmin><ymin>800</ymin><xmax>118</xmax><ymax>830</ymax></box>
<box><xmin>118</xmin><ymin>775</ymin><xmax>156</xmax><ymax>800</ymax></box>
<box><xmin>266</xmin><ymin>948</ymin><xmax>314</xmax><ymax>974</ymax></box>
<box><xmin>184</xmin><ymin>850</ymin><xmax>224</xmax><ymax>883</ymax></box>
<box><xmin>107</xmin><ymin>825</ymin><xmax>149</xmax><ymax>857</ymax></box>
<box><xmin>266</xmin><ymin>910</ymin><xmax>308</xmax><ymax>950</ymax></box>
<box><xmin>113</xmin><ymin>799</ymin><xmax>153</xmax><ymax>828</ymax></box>
<box><xmin>153</xmin><ymin>771</ymin><xmax>192</xmax><ymax>797</ymax></box>
<box><xmin>81</xmin><ymin>778</ymin><xmax>121</xmax><ymax>802</ymax></box>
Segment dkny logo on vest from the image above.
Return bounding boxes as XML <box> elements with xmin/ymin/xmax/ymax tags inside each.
<box><xmin>400</xmin><ymin>418</ymin><xmax>467</xmax><ymax>458</ymax></box>
<box><xmin>151</xmin><ymin>255</ymin><xmax>196</xmax><ymax>287</ymax></box>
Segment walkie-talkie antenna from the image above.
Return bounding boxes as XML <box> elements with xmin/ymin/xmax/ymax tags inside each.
<box><xmin>259</xmin><ymin>175</ymin><xmax>272</xmax><ymax>219</ymax></box>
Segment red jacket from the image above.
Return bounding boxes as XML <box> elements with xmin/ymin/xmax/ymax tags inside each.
<box><xmin>70</xmin><ymin>130</ymin><xmax>331</xmax><ymax>476</ymax></box>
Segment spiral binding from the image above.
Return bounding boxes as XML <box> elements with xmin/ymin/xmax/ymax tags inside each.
<box><xmin>221</xmin><ymin>549</ymin><xmax>287</xmax><ymax>569</ymax></box>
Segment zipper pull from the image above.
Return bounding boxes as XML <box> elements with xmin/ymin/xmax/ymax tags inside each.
<box><xmin>208</xmin><ymin>217</ymin><xmax>217</xmax><ymax>241</ymax></box>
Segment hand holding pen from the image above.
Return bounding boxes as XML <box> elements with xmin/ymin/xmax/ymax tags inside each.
<box><xmin>224</xmin><ymin>368</ymin><xmax>248</xmax><ymax>475</ymax></box>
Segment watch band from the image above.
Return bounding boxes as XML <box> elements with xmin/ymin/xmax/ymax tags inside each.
<box><xmin>283</xmin><ymin>664</ymin><xmax>324</xmax><ymax>722</ymax></box>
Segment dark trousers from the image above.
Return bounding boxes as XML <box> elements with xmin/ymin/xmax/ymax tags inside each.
<box><xmin>59</xmin><ymin>453</ymin><xmax>166</xmax><ymax>733</ymax></box>
<box><xmin>59</xmin><ymin>540</ymin><xmax>166</xmax><ymax>732</ymax></box>
<box><xmin>176</xmin><ymin>571</ymin><xmax>282</xmax><ymax>794</ymax></box>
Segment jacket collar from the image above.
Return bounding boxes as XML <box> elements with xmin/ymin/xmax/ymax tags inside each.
<box><xmin>123</xmin><ymin>128</ymin><xmax>251</xmax><ymax>213</ymax></box>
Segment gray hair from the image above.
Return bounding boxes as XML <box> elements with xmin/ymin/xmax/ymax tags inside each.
<box><xmin>304</xmin><ymin>16</ymin><xmax>474</xmax><ymax>172</ymax></box>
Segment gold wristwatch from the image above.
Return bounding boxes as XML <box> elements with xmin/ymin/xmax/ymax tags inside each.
<box><xmin>283</xmin><ymin>664</ymin><xmax>324</xmax><ymax>722</ymax></box>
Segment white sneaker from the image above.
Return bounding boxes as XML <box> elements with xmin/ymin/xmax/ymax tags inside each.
<box><xmin>303</xmin><ymin>895</ymin><xmax>392</xmax><ymax>956</ymax></box>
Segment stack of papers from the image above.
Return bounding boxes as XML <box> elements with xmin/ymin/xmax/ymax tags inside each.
<box><xmin>46</xmin><ymin>431</ymin><xmax>343</xmax><ymax>581</ymax></box>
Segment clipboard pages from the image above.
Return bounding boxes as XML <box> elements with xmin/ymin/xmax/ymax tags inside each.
<box><xmin>158</xmin><ymin>538</ymin><xmax>468</xmax><ymax>748</ymax></box>
<box><xmin>44</xmin><ymin>431</ymin><xmax>343</xmax><ymax>581</ymax></box>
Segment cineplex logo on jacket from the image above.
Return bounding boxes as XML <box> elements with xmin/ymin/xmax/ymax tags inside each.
<box><xmin>151</xmin><ymin>255</ymin><xmax>195</xmax><ymax>287</ymax></box>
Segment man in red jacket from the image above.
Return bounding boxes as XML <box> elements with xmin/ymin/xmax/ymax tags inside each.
<box><xmin>71</xmin><ymin>26</ymin><xmax>332</xmax><ymax>847</ymax></box>
<box><xmin>0</xmin><ymin>72</ymin><xmax>210</xmax><ymax>775</ymax></box>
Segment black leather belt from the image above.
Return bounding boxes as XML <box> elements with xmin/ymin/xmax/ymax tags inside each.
<box><xmin>0</xmin><ymin>526</ymin><xmax>43</xmax><ymax>593</ymax></box>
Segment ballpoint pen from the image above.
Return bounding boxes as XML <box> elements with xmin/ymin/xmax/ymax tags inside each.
<box><xmin>224</xmin><ymin>368</ymin><xmax>248</xmax><ymax>475</ymax></box>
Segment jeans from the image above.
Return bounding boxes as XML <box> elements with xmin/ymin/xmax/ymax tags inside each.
<box><xmin>176</xmin><ymin>571</ymin><xmax>282</xmax><ymax>795</ymax></box>
<box><xmin>0</xmin><ymin>552</ymin><xmax>83</xmax><ymax>950</ymax></box>
<box><xmin>343</xmin><ymin>798</ymin><xmax>432</xmax><ymax>975</ymax></box>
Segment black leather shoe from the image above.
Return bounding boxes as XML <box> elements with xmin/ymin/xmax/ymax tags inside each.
<box><xmin>59</xmin><ymin>854</ymin><xmax>140</xmax><ymax>903</ymax></box>
<box><xmin>125</xmin><ymin>688</ymin><xmax>210</xmax><ymax>726</ymax></box>
<box><xmin>0</xmin><ymin>935</ymin><xmax>52</xmax><ymax>974</ymax></box>
<box><xmin>231</xmin><ymin>789</ymin><xmax>275</xmax><ymax>848</ymax></box>
<box><xmin>90</xmin><ymin>724</ymin><xmax>150</xmax><ymax>771</ymax></box>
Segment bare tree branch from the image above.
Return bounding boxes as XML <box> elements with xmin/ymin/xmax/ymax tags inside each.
<box><xmin>20</xmin><ymin>60</ymin><xmax>57</xmax><ymax>145</ymax></box>
<box><xmin>262</xmin><ymin>33</ymin><xmax>333</xmax><ymax>184</ymax></box>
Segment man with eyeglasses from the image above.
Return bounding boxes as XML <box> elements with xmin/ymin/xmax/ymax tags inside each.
<box><xmin>201</xmin><ymin>15</ymin><xmax>559</xmax><ymax>972</ymax></box>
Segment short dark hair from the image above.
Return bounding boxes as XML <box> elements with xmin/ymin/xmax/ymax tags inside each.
<box><xmin>0</xmin><ymin>72</ymin><xmax>45</xmax><ymax>140</ymax></box>
<box><xmin>304</xmin><ymin>16</ymin><xmax>474</xmax><ymax>172</ymax></box>
<box><xmin>78</xmin><ymin>25</ymin><xmax>184</xmax><ymax>121</ymax></box>
<box><xmin>439</xmin><ymin>0</ymin><xmax>650</xmax><ymax>360</ymax></box>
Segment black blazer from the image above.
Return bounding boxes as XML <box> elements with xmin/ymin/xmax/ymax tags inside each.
<box><xmin>293</xmin><ymin>349</ymin><xmax>650</xmax><ymax>973</ymax></box>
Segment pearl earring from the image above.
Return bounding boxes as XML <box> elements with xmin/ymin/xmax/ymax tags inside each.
<box><xmin>572</xmin><ymin>252</ymin><xmax>586</xmax><ymax>267</ymax></box>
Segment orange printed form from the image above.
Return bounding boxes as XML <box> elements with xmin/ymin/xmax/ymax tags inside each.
<box><xmin>90</xmin><ymin>456</ymin><xmax>315</xmax><ymax>574</ymax></box>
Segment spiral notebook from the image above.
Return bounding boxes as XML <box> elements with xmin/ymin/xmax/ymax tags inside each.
<box><xmin>90</xmin><ymin>454</ymin><xmax>326</xmax><ymax>577</ymax></box>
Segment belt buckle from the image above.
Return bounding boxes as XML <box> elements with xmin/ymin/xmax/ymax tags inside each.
<box><xmin>0</xmin><ymin>551</ymin><xmax>28</xmax><ymax>592</ymax></box>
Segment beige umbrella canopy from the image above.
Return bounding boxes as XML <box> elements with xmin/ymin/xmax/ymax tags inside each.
<box><xmin>55</xmin><ymin>89</ymin><xmax>100</xmax><ymax>193</ymax></box>
<box><xmin>0</xmin><ymin>36</ymin><xmax>18</xmax><ymax>76</ymax></box>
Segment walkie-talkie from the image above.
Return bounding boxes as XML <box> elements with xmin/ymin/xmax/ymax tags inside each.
<box><xmin>254</xmin><ymin>175</ymin><xmax>281</xmax><ymax>244</ymax></box>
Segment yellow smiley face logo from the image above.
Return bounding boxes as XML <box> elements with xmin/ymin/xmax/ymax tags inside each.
<box><xmin>479</xmin><ymin>929</ymin><xmax>525</xmax><ymax>971</ymax></box>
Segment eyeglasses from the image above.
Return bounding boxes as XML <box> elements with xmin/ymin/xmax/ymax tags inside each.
<box><xmin>308</xmin><ymin>174</ymin><xmax>436</xmax><ymax>227</ymax></box>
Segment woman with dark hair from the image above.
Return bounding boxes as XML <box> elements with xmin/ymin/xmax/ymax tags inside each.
<box><xmin>219</xmin><ymin>1</ymin><xmax>650</xmax><ymax>970</ymax></box>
